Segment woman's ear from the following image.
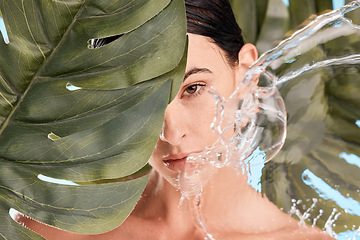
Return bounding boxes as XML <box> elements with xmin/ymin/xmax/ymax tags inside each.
<box><xmin>235</xmin><ymin>43</ymin><xmax>258</xmax><ymax>86</ymax></box>
<box><xmin>238</xmin><ymin>43</ymin><xmax>258</xmax><ymax>69</ymax></box>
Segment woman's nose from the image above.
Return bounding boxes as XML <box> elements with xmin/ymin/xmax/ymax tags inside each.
<box><xmin>160</xmin><ymin>101</ymin><xmax>186</xmax><ymax>146</ymax></box>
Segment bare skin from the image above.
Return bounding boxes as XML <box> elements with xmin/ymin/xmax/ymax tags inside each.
<box><xmin>16</xmin><ymin>168</ymin><xmax>333</xmax><ymax>240</ymax></box>
<box><xmin>15</xmin><ymin>34</ymin><xmax>334</xmax><ymax>240</ymax></box>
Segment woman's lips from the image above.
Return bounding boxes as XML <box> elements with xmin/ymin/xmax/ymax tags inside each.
<box><xmin>163</xmin><ymin>152</ymin><xmax>200</xmax><ymax>172</ymax></box>
<box><xmin>163</xmin><ymin>157</ymin><xmax>188</xmax><ymax>171</ymax></box>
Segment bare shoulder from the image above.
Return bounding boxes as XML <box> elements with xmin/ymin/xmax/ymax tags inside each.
<box><xmin>273</xmin><ymin>224</ymin><xmax>335</xmax><ymax>240</ymax></box>
<box><xmin>222</xmin><ymin>221</ymin><xmax>335</xmax><ymax>240</ymax></box>
<box><xmin>14</xmin><ymin>212</ymin><xmax>335</xmax><ymax>240</ymax></box>
<box><xmin>14</xmin><ymin>213</ymin><xmax>137</xmax><ymax>240</ymax></box>
<box><xmin>14</xmin><ymin>213</ymin><xmax>84</xmax><ymax>240</ymax></box>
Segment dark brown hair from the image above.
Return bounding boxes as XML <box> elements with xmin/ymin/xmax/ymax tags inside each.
<box><xmin>185</xmin><ymin>0</ymin><xmax>245</xmax><ymax>65</ymax></box>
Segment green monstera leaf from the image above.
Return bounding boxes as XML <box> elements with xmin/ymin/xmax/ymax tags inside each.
<box><xmin>0</xmin><ymin>0</ymin><xmax>186</xmax><ymax>238</ymax></box>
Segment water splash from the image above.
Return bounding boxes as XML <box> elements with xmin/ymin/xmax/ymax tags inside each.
<box><xmin>288</xmin><ymin>198</ymin><xmax>320</xmax><ymax>226</ymax></box>
<box><xmin>288</xmin><ymin>198</ymin><xmax>330</xmax><ymax>228</ymax></box>
<box><xmin>302</xmin><ymin>169</ymin><xmax>360</xmax><ymax>216</ymax></box>
<box><xmin>324</xmin><ymin>208</ymin><xmax>342</xmax><ymax>238</ymax></box>
<box><xmin>313</xmin><ymin>209</ymin><xmax>324</xmax><ymax>228</ymax></box>
<box><xmin>287</xmin><ymin>200</ymin><xmax>357</xmax><ymax>239</ymax></box>
<box><xmin>171</xmin><ymin>1</ymin><xmax>360</xmax><ymax>239</ymax></box>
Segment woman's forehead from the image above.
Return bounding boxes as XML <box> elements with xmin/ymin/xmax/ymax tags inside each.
<box><xmin>186</xmin><ymin>33</ymin><xmax>230</xmax><ymax>72</ymax></box>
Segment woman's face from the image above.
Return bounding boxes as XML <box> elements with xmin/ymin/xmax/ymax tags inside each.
<box><xmin>149</xmin><ymin>33</ymin><xmax>257</xmax><ymax>184</ymax></box>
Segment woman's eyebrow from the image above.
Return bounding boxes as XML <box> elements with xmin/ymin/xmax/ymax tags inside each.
<box><xmin>184</xmin><ymin>67</ymin><xmax>212</xmax><ymax>81</ymax></box>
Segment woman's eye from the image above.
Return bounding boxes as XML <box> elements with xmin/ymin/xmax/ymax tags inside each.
<box><xmin>183</xmin><ymin>83</ymin><xmax>205</xmax><ymax>96</ymax></box>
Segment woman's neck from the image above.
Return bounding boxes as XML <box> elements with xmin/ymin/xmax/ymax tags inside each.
<box><xmin>133</xmin><ymin>167</ymin><xmax>299</xmax><ymax>238</ymax></box>
<box><xmin>132</xmin><ymin>170</ymin><xmax>205</xmax><ymax>238</ymax></box>
<box><xmin>186</xmin><ymin>166</ymin><xmax>294</xmax><ymax>235</ymax></box>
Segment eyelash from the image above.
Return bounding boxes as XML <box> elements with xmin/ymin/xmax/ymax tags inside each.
<box><xmin>181</xmin><ymin>83</ymin><xmax>206</xmax><ymax>98</ymax></box>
